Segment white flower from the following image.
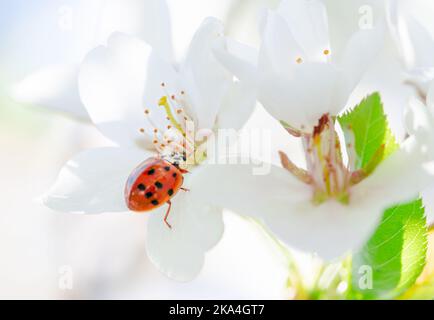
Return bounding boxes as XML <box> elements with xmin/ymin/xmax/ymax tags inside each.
<box><xmin>214</xmin><ymin>0</ymin><xmax>384</xmax><ymax>133</ymax></box>
<box><xmin>193</xmin><ymin>132</ymin><xmax>434</xmax><ymax>260</ymax></box>
<box><xmin>43</xmin><ymin>16</ymin><xmax>255</xmax><ymax>281</ymax></box>
<box><xmin>406</xmin><ymin>83</ymin><xmax>434</xmax><ymax>224</ymax></box>
<box><xmin>387</xmin><ymin>0</ymin><xmax>434</xmax><ymax>95</ymax></box>
<box><xmin>191</xmin><ymin>0</ymin><xmax>434</xmax><ymax>259</ymax></box>
<box><xmin>387</xmin><ymin>0</ymin><xmax>434</xmax><ymax>222</ymax></box>
<box><xmin>12</xmin><ymin>0</ymin><xmax>173</xmax><ymax>119</ymax></box>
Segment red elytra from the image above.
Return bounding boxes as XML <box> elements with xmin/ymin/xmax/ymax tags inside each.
<box><xmin>124</xmin><ymin>157</ymin><xmax>188</xmax><ymax>229</ymax></box>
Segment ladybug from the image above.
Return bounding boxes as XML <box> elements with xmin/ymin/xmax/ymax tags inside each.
<box><xmin>125</xmin><ymin>157</ymin><xmax>189</xmax><ymax>229</ymax></box>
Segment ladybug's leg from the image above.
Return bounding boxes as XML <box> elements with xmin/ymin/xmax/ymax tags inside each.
<box><xmin>164</xmin><ymin>200</ymin><xmax>173</xmax><ymax>229</ymax></box>
<box><xmin>181</xmin><ymin>187</ymin><xmax>190</xmax><ymax>192</ymax></box>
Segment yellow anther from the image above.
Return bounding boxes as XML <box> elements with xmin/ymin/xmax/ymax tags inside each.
<box><xmin>296</xmin><ymin>57</ymin><xmax>303</xmax><ymax>64</ymax></box>
<box><xmin>323</xmin><ymin>49</ymin><xmax>330</xmax><ymax>55</ymax></box>
<box><xmin>158</xmin><ymin>96</ymin><xmax>185</xmax><ymax>135</ymax></box>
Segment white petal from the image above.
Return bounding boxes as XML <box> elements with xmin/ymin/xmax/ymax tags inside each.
<box><xmin>277</xmin><ymin>0</ymin><xmax>330</xmax><ymax>61</ymax></box>
<box><xmin>43</xmin><ymin>147</ymin><xmax>151</xmax><ymax>214</ymax></box>
<box><xmin>191</xmin><ymin>161</ymin><xmax>383</xmax><ymax>259</ymax></box>
<box><xmin>387</xmin><ymin>0</ymin><xmax>434</xmax><ymax>85</ymax></box>
<box><xmin>216</xmin><ymin>81</ymin><xmax>256</xmax><ymax>130</ymax></box>
<box><xmin>79</xmin><ymin>33</ymin><xmax>178</xmax><ymax>147</ymax></box>
<box><xmin>258</xmin><ymin>62</ymin><xmax>340</xmax><ymax>131</ymax></box>
<box><xmin>352</xmin><ymin>146</ymin><xmax>434</xmax><ymax>210</ymax></box>
<box><xmin>421</xmin><ymin>185</ymin><xmax>434</xmax><ymax>224</ymax></box>
<box><xmin>146</xmin><ymin>188</ymin><xmax>224</xmax><ymax>281</ymax></box>
<box><xmin>405</xmin><ymin>97</ymin><xmax>432</xmax><ymax>136</ymax></box>
<box><xmin>399</xmin><ymin>15</ymin><xmax>434</xmax><ymax>73</ymax></box>
<box><xmin>11</xmin><ymin>65</ymin><xmax>89</xmax><ymax>120</ymax></box>
<box><xmin>74</xmin><ymin>0</ymin><xmax>173</xmax><ymax>61</ymax></box>
<box><xmin>260</xmin><ymin>10</ymin><xmax>304</xmax><ymax>76</ymax></box>
<box><xmin>426</xmin><ymin>81</ymin><xmax>434</xmax><ymax>109</ymax></box>
<box><xmin>386</xmin><ymin>0</ymin><xmax>399</xmax><ymax>36</ymax></box>
<box><xmin>212</xmin><ymin>38</ymin><xmax>258</xmax><ymax>85</ymax></box>
<box><xmin>94</xmin><ymin>0</ymin><xmax>174</xmax><ymax>61</ymax></box>
<box><xmin>404</xmin><ymin>97</ymin><xmax>434</xmax><ymax>159</ymax></box>
<box><xmin>241</xmin><ymin>105</ymin><xmax>306</xmax><ymax>167</ymax></box>
<box><xmin>191</xmin><ymin>162</ymin><xmax>311</xmax><ymax>220</ymax></box>
<box><xmin>265</xmin><ymin>199</ymin><xmax>387</xmax><ymax>260</ymax></box>
<box><xmin>181</xmin><ymin>18</ymin><xmax>232</xmax><ymax>130</ymax></box>
<box><xmin>339</xmin><ymin>26</ymin><xmax>384</xmax><ymax>92</ymax></box>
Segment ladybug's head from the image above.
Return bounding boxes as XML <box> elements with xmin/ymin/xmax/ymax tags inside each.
<box><xmin>162</xmin><ymin>151</ymin><xmax>187</xmax><ymax>168</ymax></box>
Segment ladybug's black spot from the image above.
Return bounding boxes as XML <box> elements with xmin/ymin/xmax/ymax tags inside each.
<box><xmin>168</xmin><ymin>189</ymin><xmax>174</xmax><ymax>196</ymax></box>
<box><xmin>172</xmin><ymin>173</ymin><xmax>177</xmax><ymax>178</ymax></box>
<box><xmin>145</xmin><ymin>192</ymin><xmax>153</xmax><ymax>199</ymax></box>
<box><xmin>137</xmin><ymin>184</ymin><xmax>146</xmax><ymax>191</ymax></box>
<box><xmin>164</xmin><ymin>166</ymin><xmax>171</xmax><ymax>172</ymax></box>
<box><xmin>151</xmin><ymin>200</ymin><xmax>159</xmax><ymax>206</ymax></box>
<box><xmin>155</xmin><ymin>181</ymin><xmax>163</xmax><ymax>189</ymax></box>
<box><xmin>148</xmin><ymin>168</ymin><xmax>155</xmax><ymax>175</ymax></box>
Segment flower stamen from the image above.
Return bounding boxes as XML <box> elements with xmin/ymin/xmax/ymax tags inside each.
<box><xmin>281</xmin><ymin>114</ymin><xmax>355</xmax><ymax>205</ymax></box>
<box><xmin>139</xmin><ymin>83</ymin><xmax>209</xmax><ymax>167</ymax></box>
<box><xmin>279</xmin><ymin>151</ymin><xmax>312</xmax><ymax>184</ymax></box>
<box><xmin>159</xmin><ymin>96</ymin><xmax>186</xmax><ymax>136</ymax></box>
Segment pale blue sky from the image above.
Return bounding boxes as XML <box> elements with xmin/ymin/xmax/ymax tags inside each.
<box><xmin>0</xmin><ymin>0</ymin><xmax>83</xmax><ymax>81</ymax></box>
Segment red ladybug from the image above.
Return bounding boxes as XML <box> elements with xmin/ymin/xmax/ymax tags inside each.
<box><xmin>125</xmin><ymin>157</ymin><xmax>188</xmax><ymax>229</ymax></box>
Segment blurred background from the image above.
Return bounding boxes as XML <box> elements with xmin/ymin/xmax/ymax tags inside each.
<box><xmin>0</xmin><ymin>0</ymin><xmax>432</xmax><ymax>299</ymax></box>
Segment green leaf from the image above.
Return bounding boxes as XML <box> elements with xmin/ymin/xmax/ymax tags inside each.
<box><xmin>338</xmin><ymin>92</ymin><xmax>399</xmax><ymax>171</ymax></box>
<box><xmin>340</xmin><ymin>93</ymin><xmax>428</xmax><ymax>299</ymax></box>
<box><xmin>349</xmin><ymin>199</ymin><xmax>428</xmax><ymax>300</ymax></box>
<box><xmin>398</xmin><ymin>228</ymin><xmax>434</xmax><ymax>300</ymax></box>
